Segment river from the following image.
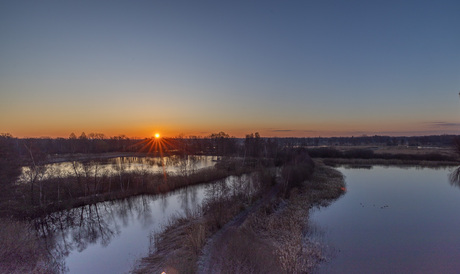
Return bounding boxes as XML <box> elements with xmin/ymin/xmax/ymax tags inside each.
<box><xmin>311</xmin><ymin>166</ymin><xmax>460</xmax><ymax>273</ymax></box>
<box><xmin>34</xmin><ymin>172</ymin><xmax>256</xmax><ymax>273</ymax></box>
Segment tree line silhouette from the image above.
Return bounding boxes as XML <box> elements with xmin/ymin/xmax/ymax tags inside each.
<box><xmin>1</xmin><ymin>131</ymin><xmax>458</xmax><ymax>217</ymax></box>
<box><xmin>0</xmin><ymin>131</ymin><xmax>317</xmax><ymax>217</ymax></box>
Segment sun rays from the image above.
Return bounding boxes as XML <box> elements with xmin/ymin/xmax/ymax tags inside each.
<box><xmin>135</xmin><ymin>134</ymin><xmax>175</xmax><ymax>182</ymax></box>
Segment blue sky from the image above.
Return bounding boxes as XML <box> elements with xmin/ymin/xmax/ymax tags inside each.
<box><xmin>1</xmin><ymin>0</ymin><xmax>459</xmax><ymax>137</ymax></box>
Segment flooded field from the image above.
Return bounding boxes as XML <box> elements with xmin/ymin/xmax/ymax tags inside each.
<box><xmin>18</xmin><ymin>155</ymin><xmax>217</xmax><ymax>183</ymax></box>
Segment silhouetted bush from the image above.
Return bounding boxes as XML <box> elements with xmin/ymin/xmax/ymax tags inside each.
<box><xmin>280</xmin><ymin>148</ymin><xmax>315</xmax><ymax>194</ymax></box>
<box><xmin>307</xmin><ymin>147</ymin><xmax>343</xmax><ymax>158</ymax></box>
<box><xmin>344</xmin><ymin>149</ymin><xmax>375</xmax><ymax>159</ymax></box>
<box><xmin>308</xmin><ymin>147</ymin><xmax>455</xmax><ymax>162</ymax></box>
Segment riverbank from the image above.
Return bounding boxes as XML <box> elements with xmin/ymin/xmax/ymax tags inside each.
<box><xmin>308</xmin><ymin>146</ymin><xmax>458</xmax><ymax>167</ymax></box>
<box><xmin>133</xmin><ymin>162</ymin><xmax>345</xmax><ymax>273</ymax></box>
<box><xmin>320</xmin><ymin>157</ymin><xmax>458</xmax><ymax>167</ymax></box>
<box><xmin>1</xmin><ymin>159</ymin><xmax>273</xmax><ymax>273</ymax></box>
<box><xmin>15</xmin><ymin>159</ymin><xmax>260</xmax><ymax>219</ymax></box>
<box><xmin>133</xmin><ymin>167</ymin><xmax>278</xmax><ymax>273</ymax></box>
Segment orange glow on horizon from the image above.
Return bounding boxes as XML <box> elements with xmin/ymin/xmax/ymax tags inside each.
<box><xmin>5</xmin><ymin>119</ymin><xmax>460</xmax><ymax>139</ymax></box>
<box><xmin>135</xmin><ymin>134</ymin><xmax>177</xmax><ymax>182</ymax></box>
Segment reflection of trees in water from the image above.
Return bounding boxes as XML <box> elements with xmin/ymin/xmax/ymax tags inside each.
<box><xmin>449</xmin><ymin>138</ymin><xmax>460</xmax><ymax>188</ymax></box>
<box><xmin>19</xmin><ymin>156</ymin><xmax>214</xmax><ymax>185</ymax></box>
<box><xmin>343</xmin><ymin>165</ymin><xmax>373</xmax><ymax>170</ymax></box>
<box><xmin>178</xmin><ymin>186</ymin><xmax>199</xmax><ymax>215</ymax></box>
<box><xmin>160</xmin><ymin>194</ymin><xmax>169</xmax><ymax>214</ymax></box>
<box><xmin>449</xmin><ymin>166</ymin><xmax>460</xmax><ymax>188</ymax></box>
<box><xmin>204</xmin><ymin>174</ymin><xmax>258</xmax><ymax>203</ymax></box>
<box><xmin>32</xmin><ymin>194</ymin><xmax>158</xmax><ymax>266</ymax></box>
<box><xmin>34</xmin><ymin>203</ymin><xmax>118</xmax><ymax>254</ymax></box>
<box><xmin>72</xmin><ymin>205</ymin><xmax>116</xmax><ymax>251</ymax></box>
<box><xmin>30</xmin><ymin>176</ymin><xmax>220</xmax><ymax>272</ymax></box>
<box><xmin>135</xmin><ymin>195</ymin><xmax>154</xmax><ymax>229</ymax></box>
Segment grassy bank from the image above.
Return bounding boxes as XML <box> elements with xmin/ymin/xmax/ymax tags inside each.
<box><xmin>133</xmin><ymin>168</ymin><xmax>276</xmax><ymax>273</ymax></box>
<box><xmin>2</xmin><ymin>159</ymin><xmax>274</xmax><ymax>273</ymax></box>
<box><xmin>320</xmin><ymin>157</ymin><xmax>458</xmax><ymax>167</ymax></box>
<box><xmin>205</xmin><ymin>163</ymin><xmax>345</xmax><ymax>273</ymax></box>
<box><xmin>133</xmin><ymin>162</ymin><xmax>344</xmax><ymax>273</ymax></box>
<box><xmin>308</xmin><ymin>147</ymin><xmax>458</xmax><ymax>166</ymax></box>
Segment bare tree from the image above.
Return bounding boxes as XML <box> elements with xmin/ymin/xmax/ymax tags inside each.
<box><xmin>23</xmin><ymin>141</ymin><xmax>48</xmax><ymax>206</ymax></box>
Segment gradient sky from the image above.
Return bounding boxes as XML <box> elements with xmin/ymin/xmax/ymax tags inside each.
<box><xmin>1</xmin><ymin>0</ymin><xmax>460</xmax><ymax>138</ymax></box>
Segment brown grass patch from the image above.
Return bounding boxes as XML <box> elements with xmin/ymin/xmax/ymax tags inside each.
<box><xmin>134</xmin><ymin>163</ymin><xmax>344</xmax><ymax>273</ymax></box>
<box><xmin>213</xmin><ymin>163</ymin><xmax>345</xmax><ymax>273</ymax></box>
<box><xmin>0</xmin><ymin>218</ymin><xmax>59</xmax><ymax>273</ymax></box>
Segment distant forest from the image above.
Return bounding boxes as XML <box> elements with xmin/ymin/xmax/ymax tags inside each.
<box><xmin>0</xmin><ymin>132</ymin><xmax>458</xmax><ymax>216</ymax></box>
<box><xmin>1</xmin><ymin>132</ymin><xmax>458</xmax><ymax>158</ymax></box>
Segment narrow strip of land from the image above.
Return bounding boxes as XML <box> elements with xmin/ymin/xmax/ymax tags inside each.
<box><xmin>197</xmin><ymin>184</ymin><xmax>281</xmax><ymax>273</ymax></box>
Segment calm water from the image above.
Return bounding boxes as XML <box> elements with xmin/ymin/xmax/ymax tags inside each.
<box><xmin>312</xmin><ymin>166</ymin><xmax>460</xmax><ymax>273</ymax></box>
<box><xmin>34</xmin><ymin>173</ymin><xmax>257</xmax><ymax>274</ymax></box>
<box><xmin>19</xmin><ymin>155</ymin><xmax>216</xmax><ymax>183</ymax></box>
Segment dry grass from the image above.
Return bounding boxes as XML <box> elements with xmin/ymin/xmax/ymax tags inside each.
<box><xmin>208</xmin><ymin>227</ymin><xmax>282</xmax><ymax>273</ymax></box>
<box><xmin>0</xmin><ymin>218</ymin><xmax>57</xmax><ymax>273</ymax></box>
<box><xmin>305</xmin><ymin>163</ymin><xmax>346</xmax><ymax>206</ymax></box>
<box><xmin>236</xmin><ymin>196</ymin><xmax>323</xmax><ymax>273</ymax></box>
<box><xmin>331</xmin><ymin>145</ymin><xmax>455</xmax><ymax>157</ymax></box>
<box><xmin>208</xmin><ymin>163</ymin><xmax>345</xmax><ymax>273</ymax></box>
<box><xmin>134</xmin><ymin>172</ymin><xmax>268</xmax><ymax>273</ymax></box>
<box><xmin>134</xmin><ymin>200</ymin><xmax>248</xmax><ymax>273</ymax></box>
<box><xmin>321</xmin><ymin>157</ymin><xmax>458</xmax><ymax>168</ymax></box>
<box><xmin>134</xmin><ymin>163</ymin><xmax>344</xmax><ymax>273</ymax></box>
<box><xmin>135</xmin><ymin>212</ymin><xmax>206</xmax><ymax>273</ymax></box>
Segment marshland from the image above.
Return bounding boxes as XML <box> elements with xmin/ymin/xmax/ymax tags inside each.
<box><xmin>3</xmin><ymin>1</ymin><xmax>460</xmax><ymax>273</ymax></box>
<box><xmin>2</xmin><ymin>133</ymin><xmax>460</xmax><ymax>273</ymax></box>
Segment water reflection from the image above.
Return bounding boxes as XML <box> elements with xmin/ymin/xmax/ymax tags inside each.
<box><xmin>33</xmin><ymin>172</ymin><xmax>254</xmax><ymax>274</ymax></box>
<box><xmin>449</xmin><ymin>166</ymin><xmax>460</xmax><ymax>188</ymax></box>
<box><xmin>33</xmin><ymin>194</ymin><xmax>160</xmax><ymax>272</ymax></box>
<box><xmin>313</xmin><ymin>166</ymin><xmax>460</xmax><ymax>273</ymax></box>
<box><xmin>177</xmin><ymin>186</ymin><xmax>199</xmax><ymax>215</ymax></box>
<box><xmin>342</xmin><ymin>165</ymin><xmax>373</xmax><ymax>170</ymax></box>
<box><xmin>19</xmin><ymin>155</ymin><xmax>216</xmax><ymax>183</ymax></box>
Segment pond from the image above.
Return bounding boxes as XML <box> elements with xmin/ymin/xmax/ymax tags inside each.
<box><xmin>18</xmin><ymin>155</ymin><xmax>217</xmax><ymax>183</ymax></box>
<box><xmin>34</xmin><ymin>173</ymin><xmax>258</xmax><ymax>273</ymax></box>
<box><xmin>311</xmin><ymin>166</ymin><xmax>460</xmax><ymax>273</ymax></box>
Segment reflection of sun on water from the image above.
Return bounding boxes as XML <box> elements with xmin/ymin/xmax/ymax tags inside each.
<box><xmin>136</xmin><ymin>133</ymin><xmax>174</xmax><ymax>182</ymax></box>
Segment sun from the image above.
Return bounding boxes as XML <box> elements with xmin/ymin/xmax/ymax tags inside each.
<box><xmin>154</xmin><ymin>133</ymin><xmax>160</xmax><ymax>139</ymax></box>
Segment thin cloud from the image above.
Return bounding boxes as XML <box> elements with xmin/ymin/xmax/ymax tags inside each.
<box><xmin>269</xmin><ymin>129</ymin><xmax>317</xmax><ymax>133</ymax></box>
<box><xmin>271</xmin><ymin>129</ymin><xmax>294</xmax><ymax>132</ymax></box>
<box><xmin>425</xmin><ymin>122</ymin><xmax>460</xmax><ymax>128</ymax></box>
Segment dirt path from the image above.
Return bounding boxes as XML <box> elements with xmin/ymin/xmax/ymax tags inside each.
<box><xmin>196</xmin><ymin>184</ymin><xmax>280</xmax><ymax>273</ymax></box>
